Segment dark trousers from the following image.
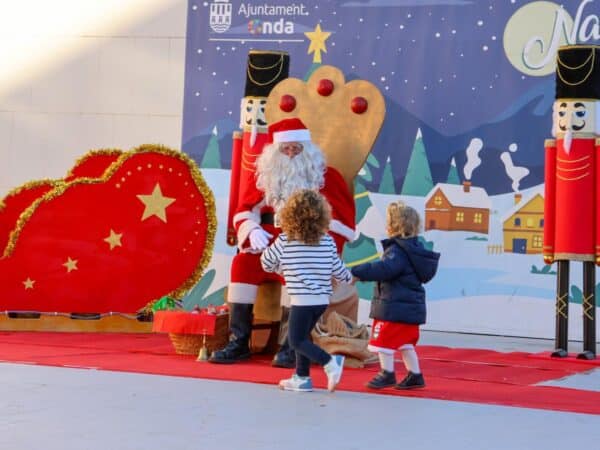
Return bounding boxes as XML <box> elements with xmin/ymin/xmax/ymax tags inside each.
<box><xmin>288</xmin><ymin>304</ymin><xmax>331</xmax><ymax>377</ymax></box>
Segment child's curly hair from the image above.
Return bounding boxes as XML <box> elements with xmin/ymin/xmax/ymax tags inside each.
<box><xmin>386</xmin><ymin>200</ymin><xmax>421</xmax><ymax>238</ymax></box>
<box><xmin>279</xmin><ymin>189</ymin><xmax>331</xmax><ymax>245</ymax></box>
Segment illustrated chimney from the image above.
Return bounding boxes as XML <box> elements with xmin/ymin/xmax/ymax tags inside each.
<box><xmin>463</xmin><ymin>180</ymin><xmax>471</xmax><ymax>193</ymax></box>
<box><xmin>514</xmin><ymin>192</ymin><xmax>522</xmax><ymax>205</ymax></box>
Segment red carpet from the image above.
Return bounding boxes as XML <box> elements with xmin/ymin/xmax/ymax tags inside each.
<box><xmin>0</xmin><ymin>332</ymin><xmax>599</xmax><ymax>415</ymax></box>
<box><xmin>530</xmin><ymin>351</ymin><xmax>600</xmax><ymax>366</ymax></box>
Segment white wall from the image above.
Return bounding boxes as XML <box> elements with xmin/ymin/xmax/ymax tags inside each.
<box><xmin>0</xmin><ymin>0</ymin><xmax>188</xmax><ymax>197</ymax></box>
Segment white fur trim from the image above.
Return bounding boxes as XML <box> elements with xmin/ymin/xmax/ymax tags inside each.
<box><xmin>367</xmin><ymin>344</ymin><xmax>395</xmax><ymax>355</ymax></box>
<box><xmin>234</xmin><ymin>200</ymin><xmax>265</xmax><ymax>247</ymax></box>
<box><xmin>329</xmin><ymin>219</ymin><xmax>356</xmax><ymax>242</ymax></box>
<box><xmin>228</xmin><ymin>283</ymin><xmax>259</xmax><ymax>304</ymax></box>
<box><xmin>596</xmin><ymin>101</ymin><xmax>600</xmax><ymax>133</ymax></box>
<box><xmin>273</xmin><ymin>129</ymin><xmax>311</xmax><ymax>143</ymax></box>
<box><xmin>237</xmin><ymin>219</ymin><xmax>260</xmax><ymax>249</ymax></box>
<box><xmin>233</xmin><ymin>210</ymin><xmax>260</xmax><ymax>226</ymax></box>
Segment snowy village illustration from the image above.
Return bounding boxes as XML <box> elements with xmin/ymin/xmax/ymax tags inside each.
<box><xmin>195</xmin><ymin>125</ymin><xmax>571</xmax><ymax>339</ymax></box>
<box><xmin>179</xmin><ymin>1</ymin><xmax>600</xmax><ymax>341</ymax></box>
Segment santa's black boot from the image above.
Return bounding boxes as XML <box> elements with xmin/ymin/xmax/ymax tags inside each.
<box><xmin>272</xmin><ymin>306</ymin><xmax>296</xmax><ymax>368</ymax></box>
<box><xmin>209</xmin><ymin>303</ymin><xmax>253</xmax><ymax>364</ymax></box>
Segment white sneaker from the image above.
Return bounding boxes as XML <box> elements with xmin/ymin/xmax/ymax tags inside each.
<box><xmin>324</xmin><ymin>354</ymin><xmax>345</xmax><ymax>392</ymax></box>
<box><xmin>279</xmin><ymin>374</ymin><xmax>314</xmax><ymax>392</ymax></box>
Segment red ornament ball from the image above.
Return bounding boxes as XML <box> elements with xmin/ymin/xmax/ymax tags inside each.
<box><xmin>351</xmin><ymin>96</ymin><xmax>368</xmax><ymax>114</ymax></box>
<box><xmin>317</xmin><ymin>79</ymin><xmax>334</xmax><ymax>96</ymax></box>
<box><xmin>279</xmin><ymin>94</ymin><xmax>296</xmax><ymax>112</ymax></box>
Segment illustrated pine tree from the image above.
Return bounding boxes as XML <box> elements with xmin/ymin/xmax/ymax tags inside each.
<box><xmin>354</xmin><ymin>180</ymin><xmax>372</xmax><ymax>224</ymax></box>
<box><xmin>343</xmin><ymin>233</ymin><xmax>379</xmax><ymax>299</ymax></box>
<box><xmin>401</xmin><ymin>128</ymin><xmax>434</xmax><ymax>196</ymax></box>
<box><xmin>354</xmin><ymin>153</ymin><xmax>379</xmax><ymax>223</ymax></box>
<box><xmin>378</xmin><ymin>156</ymin><xmax>396</xmax><ymax>194</ymax></box>
<box><xmin>446</xmin><ymin>157</ymin><xmax>461</xmax><ymax>184</ymax></box>
<box><xmin>200</xmin><ymin>126</ymin><xmax>222</xmax><ymax>169</ymax></box>
<box><xmin>304</xmin><ymin>62</ymin><xmax>321</xmax><ymax>81</ymax></box>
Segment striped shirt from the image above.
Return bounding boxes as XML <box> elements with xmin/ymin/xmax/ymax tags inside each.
<box><xmin>260</xmin><ymin>233</ymin><xmax>353</xmax><ymax>306</ymax></box>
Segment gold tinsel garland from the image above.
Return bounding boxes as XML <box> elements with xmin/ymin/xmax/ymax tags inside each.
<box><xmin>63</xmin><ymin>148</ymin><xmax>123</xmax><ymax>179</ymax></box>
<box><xmin>4</xmin><ymin>144</ymin><xmax>217</xmax><ymax>312</ymax></box>
<box><xmin>0</xmin><ymin>179</ymin><xmax>62</xmax><ymax>213</ymax></box>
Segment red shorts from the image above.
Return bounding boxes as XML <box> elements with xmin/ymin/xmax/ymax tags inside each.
<box><xmin>368</xmin><ymin>319</ymin><xmax>419</xmax><ymax>352</ymax></box>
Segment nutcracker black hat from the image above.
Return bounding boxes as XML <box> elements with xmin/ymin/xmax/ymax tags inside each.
<box><xmin>555</xmin><ymin>45</ymin><xmax>600</xmax><ymax>100</ymax></box>
<box><xmin>244</xmin><ymin>50</ymin><xmax>290</xmax><ymax>97</ymax></box>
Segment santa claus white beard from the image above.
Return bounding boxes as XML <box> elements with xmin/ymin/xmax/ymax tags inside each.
<box><xmin>256</xmin><ymin>143</ymin><xmax>326</xmax><ymax>211</ymax></box>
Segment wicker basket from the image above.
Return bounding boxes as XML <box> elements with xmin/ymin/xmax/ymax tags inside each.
<box><xmin>168</xmin><ymin>314</ymin><xmax>229</xmax><ymax>355</ymax></box>
<box><xmin>169</xmin><ymin>333</ymin><xmax>203</xmax><ymax>355</ymax></box>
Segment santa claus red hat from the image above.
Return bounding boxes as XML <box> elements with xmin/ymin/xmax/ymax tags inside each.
<box><xmin>268</xmin><ymin>118</ymin><xmax>311</xmax><ymax>144</ymax></box>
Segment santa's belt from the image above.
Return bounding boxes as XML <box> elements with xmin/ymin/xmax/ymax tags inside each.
<box><xmin>261</xmin><ymin>212</ymin><xmax>274</xmax><ymax>225</ymax></box>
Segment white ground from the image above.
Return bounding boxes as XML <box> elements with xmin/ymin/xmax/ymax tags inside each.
<box><xmin>1</xmin><ymin>330</ymin><xmax>599</xmax><ymax>450</ymax></box>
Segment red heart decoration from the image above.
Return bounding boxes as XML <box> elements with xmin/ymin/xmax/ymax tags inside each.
<box><xmin>0</xmin><ymin>145</ymin><xmax>216</xmax><ymax>313</ymax></box>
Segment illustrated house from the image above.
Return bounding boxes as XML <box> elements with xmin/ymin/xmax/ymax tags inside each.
<box><xmin>501</xmin><ymin>190</ymin><xmax>544</xmax><ymax>254</ymax></box>
<box><xmin>424</xmin><ymin>181</ymin><xmax>491</xmax><ymax>234</ymax></box>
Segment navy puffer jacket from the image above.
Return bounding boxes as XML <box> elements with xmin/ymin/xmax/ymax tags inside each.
<box><xmin>351</xmin><ymin>236</ymin><xmax>440</xmax><ymax>324</ymax></box>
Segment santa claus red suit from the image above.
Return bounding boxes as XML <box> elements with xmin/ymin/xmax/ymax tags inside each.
<box><xmin>230</xmin><ymin>118</ymin><xmax>355</xmax><ymax>294</ymax></box>
<box><xmin>210</xmin><ymin>118</ymin><xmax>356</xmax><ymax>364</ymax></box>
<box><xmin>543</xmin><ymin>44</ymin><xmax>600</xmax><ymax>359</ymax></box>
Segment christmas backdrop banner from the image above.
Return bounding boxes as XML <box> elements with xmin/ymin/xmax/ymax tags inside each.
<box><xmin>181</xmin><ymin>0</ymin><xmax>600</xmax><ymax>340</ymax></box>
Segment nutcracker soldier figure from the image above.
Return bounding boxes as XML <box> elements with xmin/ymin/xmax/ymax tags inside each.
<box><xmin>544</xmin><ymin>45</ymin><xmax>600</xmax><ymax>360</ymax></box>
<box><xmin>214</xmin><ymin>50</ymin><xmax>291</xmax><ymax>364</ymax></box>
<box><xmin>226</xmin><ymin>50</ymin><xmax>290</xmax><ymax>246</ymax></box>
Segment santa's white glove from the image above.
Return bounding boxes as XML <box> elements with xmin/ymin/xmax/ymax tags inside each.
<box><xmin>249</xmin><ymin>228</ymin><xmax>273</xmax><ymax>251</ymax></box>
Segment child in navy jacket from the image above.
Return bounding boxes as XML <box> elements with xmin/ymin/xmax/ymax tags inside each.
<box><xmin>351</xmin><ymin>201</ymin><xmax>440</xmax><ymax>389</ymax></box>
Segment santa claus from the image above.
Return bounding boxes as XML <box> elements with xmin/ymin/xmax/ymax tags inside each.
<box><xmin>210</xmin><ymin>117</ymin><xmax>355</xmax><ymax>364</ymax></box>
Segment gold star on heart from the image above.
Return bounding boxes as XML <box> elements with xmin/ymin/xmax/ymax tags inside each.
<box><xmin>305</xmin><ymin>24</ymin><xmax>331</xmax><ymax>64</ymax></box>
<box><xmin>23</xmin><ymin>278</ymin><xmax>35</xmax><ymax>289</ymax></box>
<box><xmin>63</xmin><ymin>257</ymin><xmax>78</xmax><ymax>273</ymax></box>
<box><xmin>104</xmin><ymin>229</ymin><xmax>123</xmax><ymax>250</ymax></box>
<box><xmin>137</xmin><ymin>183</ymin><xmax>176</xmax><ymax>222</ymax></box>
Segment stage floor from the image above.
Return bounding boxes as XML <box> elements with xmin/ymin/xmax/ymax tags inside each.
<box><xmin>1</xmin><ymin>330</ymin><xmax>599</xmax><ymax>450</ymax></box>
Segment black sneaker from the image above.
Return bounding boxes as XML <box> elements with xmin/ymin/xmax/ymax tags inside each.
<box><xmin>272</xmin><ymin>349</ymin><xmax>296</xmax><ymax>369</ymax></box>
<box><xmin>395</xmin><ymin>372</ymin><xmax>425</xmax><ymax>390</ymax></box>
<box><xmin>208</xmin><ymin>340</ymin><xmax>251</xmax><ymax>364</ymax></box>
<box><xmin>366</xmin><ymin>370</ymin><xmax>397</xmax><ymax>389</ymax></box>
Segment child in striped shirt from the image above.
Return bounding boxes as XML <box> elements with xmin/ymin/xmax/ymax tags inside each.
<box><xmin>261</xmin><ymin>189</ymin><xmax>352</xmax><ymax>392</ymax></box>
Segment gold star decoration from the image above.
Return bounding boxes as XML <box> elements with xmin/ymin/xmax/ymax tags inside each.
<box><xmin>136</xmin><ymin>183</ymin><xmax>176</xmax><ymax>222</ymax></box>
<box><xmin>63</xmin><ymin>257</ymin><xmax>78</xmax><ymax>273</ymax></box>
<box><xmin>23</xmin><ymin>278</ymin><xmax>35</xmax><ymax>289</ymax></box>
<box><xmin>104</xmin><ymin>229</ymin><xmax>123</xmax><ymax>250</ymax></box>
<box><xmin>304</xmin><ymin>24</ymin><xmax>331</xmax><ymax>64</ymax></box>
